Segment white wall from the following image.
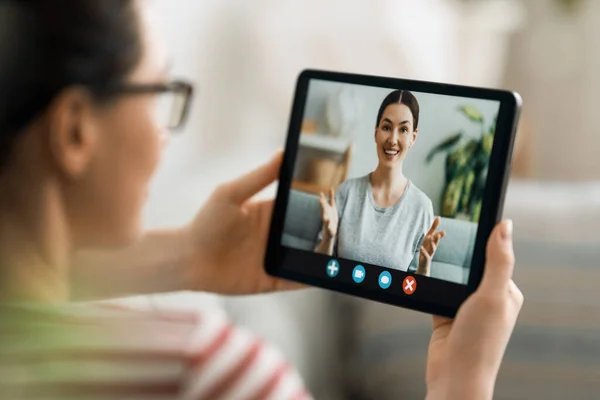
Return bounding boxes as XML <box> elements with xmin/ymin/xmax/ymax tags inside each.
<box><xmin>303</xmin><ymin>80</ymin><xmax>500</xmax><ymax>214</ymax></box>
<box><xmin>141</xmin><ymin>0</ymin><xmax>472</xmax><ymax>230</ymax></box>
<box><xmin>503</xmin><ymin>0</ymin><xmax>600</xmax><ymax>181</ymax></box>
<box><xmin>140</xmin><ymin>0</ymin><xmax>527</xmax><ymax>229</ymax></box>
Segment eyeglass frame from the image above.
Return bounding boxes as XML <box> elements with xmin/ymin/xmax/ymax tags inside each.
<box><xmin>107</xmin><ymin>80</ymin><xmax>194</xmax><ymax>132</ymax></box>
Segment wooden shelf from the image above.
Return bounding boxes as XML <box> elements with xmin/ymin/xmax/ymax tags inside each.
<box><xmin>291</xmin><ymin>180</ymin><xmax>333</xmax><ymax>195</ymax></box>
<box><xmin>299</xmin><ymin>133</ymin><xmax>350</xmax><ymax>153</ymax></box>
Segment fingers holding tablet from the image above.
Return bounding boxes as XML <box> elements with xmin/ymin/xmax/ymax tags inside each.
<box><xmin>481</xmin><ymin>220</ymin><xmax>517</xmax><ymax>296</ymax></box>
<box><xmin>426</xmin><ymin>220</ymin><xmax>523</xmax><ymax>398</ymax></box>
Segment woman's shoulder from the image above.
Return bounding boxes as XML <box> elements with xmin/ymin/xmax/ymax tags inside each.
<box><xmin>406</xmin><ymin>182</ymin><xmax>434</xmax><ymax>211</ymax></box>
<box><xmin>338</xmin><ymin>174</ymin><xmax>370</xmax><ymax>193</ymax></box>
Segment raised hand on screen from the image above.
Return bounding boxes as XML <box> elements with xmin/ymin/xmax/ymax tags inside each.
<box><xmin>318</xmin><ymin>188</ymin><xmax>339</xmax><ymax>240</ymax></box>
<box><xmin>417</xmin><ymin>216</ymin><xmax>446</xmax><ymax>276</ymax></box>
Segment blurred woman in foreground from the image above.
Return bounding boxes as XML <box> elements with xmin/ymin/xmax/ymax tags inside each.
<box><xmin>0</xmin><ymin>1</ymin><xmax>522</xmax><ymax>398</ymax></box>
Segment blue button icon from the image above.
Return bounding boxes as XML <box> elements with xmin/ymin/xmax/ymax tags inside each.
<box><xmin>352</xmin><ymin>265</ymin><xmax>366</xmax><ymax>283</ymax></box>
<box><xmin>378</xmin><ymin>271</ymin><xmax>392</xmax><ymax>289</ymax></box>
<box><xmin>326</xmin><ymin>259</ymin><xmax>340</xmax><ymax>278</ymax></box>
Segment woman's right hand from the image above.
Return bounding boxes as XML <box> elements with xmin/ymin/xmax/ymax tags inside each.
<box><xmin>319</xmin><ymin>188</ymin><xmax>339</xmax><ymax>240</ymax></box>
<box><xmin>425</xmin><ymin>220</ymin><xmax>523</xmax><ymax>400</ymax></box>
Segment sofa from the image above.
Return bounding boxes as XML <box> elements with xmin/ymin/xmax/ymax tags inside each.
<box><xmin>282</xmin><ymin>189</ymin><xmax>477</xmax><ymax>285</ymax></box>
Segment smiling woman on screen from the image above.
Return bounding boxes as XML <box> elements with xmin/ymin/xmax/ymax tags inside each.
<box><xmin>315</xmin><ymin>90</ymin><xmax>445</xmax><ymax>276</ymax></box>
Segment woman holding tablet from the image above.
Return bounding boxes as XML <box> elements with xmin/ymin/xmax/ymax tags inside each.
<box><xmin>0</xmin><ymin>1</ymin><xmax>521</xmax><ymax>397</ymax></box>
<box><xmin>316</xmin><ymin>89</ymin><xmax>445</xmax><ymax>276</ymax></box>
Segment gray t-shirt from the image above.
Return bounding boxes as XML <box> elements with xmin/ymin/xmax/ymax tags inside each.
<box><xmin>321</xmin><ymin>174</ymin><xmax>434</xmax><ymax>272</ymax></box>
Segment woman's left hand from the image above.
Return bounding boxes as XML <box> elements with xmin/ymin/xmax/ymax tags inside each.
<box><xmin>183</xmin><ymin>150</ymin><xmax>306</xmax><ymax>295</ymax></box>
<box><xmin>425</xmin><ymin>221</ymin><xmax>522</xmax><ymax>400</ymax></box>
<box><xmin>417</xmin><ymin>217</ymin><xmax>446</xmax><ymax>276</ymax></box>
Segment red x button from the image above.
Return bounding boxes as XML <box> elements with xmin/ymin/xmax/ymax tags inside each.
<box><xmin>402</xmin><ymin>276</ymin><xmax>417</xmax><ymax>295</ymax></box>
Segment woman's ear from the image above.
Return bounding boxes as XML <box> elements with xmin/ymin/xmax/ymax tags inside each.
<box><xmin>45</xmin><ymin>87</ymin><xmax>98</xmax><ymax>179</ymax></box>
<box><xmin>410</xmin><ymin>128</ymin><xmax>419</xmax><ymax>148</ymax></box>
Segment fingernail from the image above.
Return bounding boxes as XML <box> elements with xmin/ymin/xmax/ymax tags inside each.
<box><xmin>272</xmin><ymin>149</ymin><xmax>284</xmax><ymax>161</ymax></box>
<box><xmin>500</xmin><ymin>219</ymin><xmax>513</xmax><ymax>241</ymax></box>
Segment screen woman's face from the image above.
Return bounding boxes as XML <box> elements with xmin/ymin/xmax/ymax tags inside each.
<box><xmin>374</xmin><ymin>103</ymin><xmax>418</xmax><ymax>168</ymax></box>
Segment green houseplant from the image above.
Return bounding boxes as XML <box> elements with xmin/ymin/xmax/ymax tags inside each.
<box><xmin>556</xmin><ymin>0</ymin><xmax>585</xmax><ymax>13</ymax></box>
<box><xmin>461</xmin><ymin>0</ymin><xmax>584</xmax><ymax>14</ymax></box>
<box><xmin>426</xmin><ymin>106</ymin><xmax>496</xmax><ymax>223</ymax></box>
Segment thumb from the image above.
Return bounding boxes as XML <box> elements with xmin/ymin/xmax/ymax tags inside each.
<box><xmin>479</xmin><ymin>220</ymin><xmax>515</xmax><ymax>295</ymax></box>
<box><xmin>224</xmin><ymin>150</ymin><xmax>283</xmax><ymax>204</ymax></box>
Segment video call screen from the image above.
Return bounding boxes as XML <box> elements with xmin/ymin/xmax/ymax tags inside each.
<box><xmin>281</xmin><ymin>79</ymin><xmax>501</xmax><ymax>288</ymax></box>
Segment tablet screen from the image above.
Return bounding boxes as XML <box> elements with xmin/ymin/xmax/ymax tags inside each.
<box><xmin>281</xmin><ymin>79</ymin><xmax>501</xmax><ymax>289</ymax></box>
<box><xmin>268</xmin><ymin>70</ymin><xmax>519</xmax><ymax>315</ymax></box>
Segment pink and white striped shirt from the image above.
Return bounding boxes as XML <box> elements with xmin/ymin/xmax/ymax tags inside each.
<box><xmin>0</xmin><ymin>302</ymin><xmax>312</xmax><ymax>400</ymax></box>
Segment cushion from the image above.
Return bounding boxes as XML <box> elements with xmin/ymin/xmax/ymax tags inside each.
<box><xmin>281</xmin><ymin>233</ymin><xmax>315</xmax><ymax>252</ymax></box>
<box><xmin>430</xmin><ymin>261</ymin><xmax>467</xmax><ymax>285</ymax></box>
<box><xmin>433</xmin><ymin>218</ymin><xmax>476</xmax><ymax>269</ymax></box>
<box><xmin>282</xmin><ymin>190</ymin><xmax>323</xmax><ymax>244</ymax></box>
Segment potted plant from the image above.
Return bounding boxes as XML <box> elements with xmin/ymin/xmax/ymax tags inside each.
<box><xmin>426</xmin><ymin>106</ymin><xmax>496</xmax><ymax>223</ymax></box>
<box><xmin>555</xmin><ymin>0</ymin><xmax>585</xmax><ymax>13</ymax></box>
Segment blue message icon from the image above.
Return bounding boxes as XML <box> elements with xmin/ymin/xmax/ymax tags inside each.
<box><xmin>378</xmin><ymin>271</ymin><xmax>392</xmax><ymax>289</ymax></box>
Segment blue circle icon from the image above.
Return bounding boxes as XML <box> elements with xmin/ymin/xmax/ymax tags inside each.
<box><xmin>352</xmin><ymin>265</ymin><xmax>366</xmax><ymax>283</ymax></box>
<box><xmin>326</xmin><ymin>259</ymin><xmax>340</xmax><ymax>278</ymax></box>
<box><xmin>378</xmin><ymin>271</ymin><xmax>392</xmax><ymax>289</ymax></box>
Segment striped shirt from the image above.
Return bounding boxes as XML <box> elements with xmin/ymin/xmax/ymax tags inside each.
<box><xmin>0</xmin><ymin>302</ymin><xmax>312</xmax><ymax>400</ymax></box>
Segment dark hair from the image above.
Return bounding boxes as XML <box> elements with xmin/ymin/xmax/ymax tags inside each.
<box><xmin>0</xmin><ymin>0</ymin><xmax>143</xmax><ymax>168</ymax></box>
<box><xmin>375</xmin><ymin>90</ymin><xmax>420</xmax><ymax>130</ymax></box>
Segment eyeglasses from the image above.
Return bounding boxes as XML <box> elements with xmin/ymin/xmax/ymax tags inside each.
<box><xmin>112</xmin><ymin>80</ymin><xmax>194</xmax><ymax>131</ymax></box>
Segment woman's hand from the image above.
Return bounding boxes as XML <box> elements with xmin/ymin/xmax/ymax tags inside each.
<box><xmin>318</xmin><ymin>188</ymin><xmax>339</xmax><ymax>240</ymax></box>
<box><xmin>417</xmin><ymin>217</ymin><xmax>445</xmax><ymax>276</ymax></box>
<box><xmin>184</xmin><ymin>150</ymin><xmax>304</xmax><ymax>295</ymax></box>
<box><xmin>425</xmin><ymin>220</ymin><xmax>523</xmax><ymax>400</ymax></box>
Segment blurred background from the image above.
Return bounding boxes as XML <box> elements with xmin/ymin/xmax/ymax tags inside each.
<box><xmin>126</xmin><ymin>0</ymin><xmax>600</xmax><ymax>398</ymax></box>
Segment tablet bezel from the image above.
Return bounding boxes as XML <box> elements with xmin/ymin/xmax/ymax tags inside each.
<box><xmin>265</xmin><ymin>69</ymin><xmax>522</xmax><ymax>317</ymax></box>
